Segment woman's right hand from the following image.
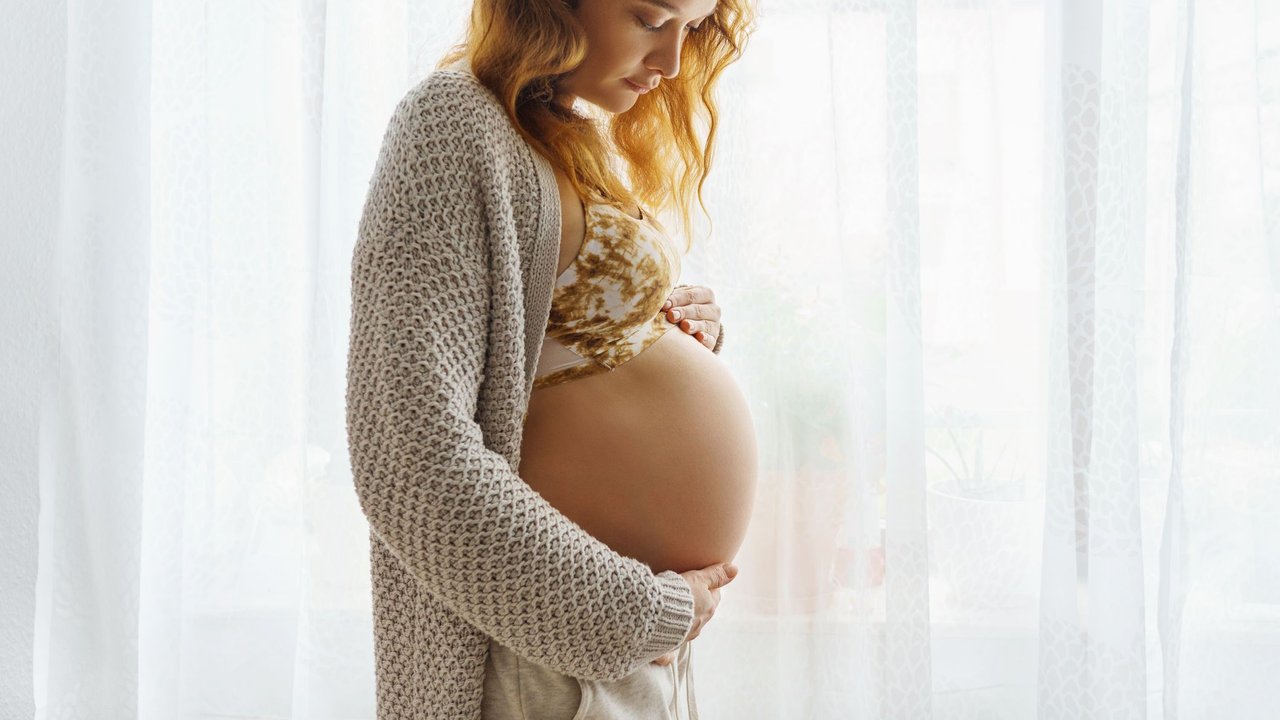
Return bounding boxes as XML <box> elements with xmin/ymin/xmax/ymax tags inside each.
<box><xmin>653</xmin><ymin>561</ymin><xmax>739</xmax><ymax>666</ymax></box>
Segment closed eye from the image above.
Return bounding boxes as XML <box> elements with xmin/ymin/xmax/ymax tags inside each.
<box><xmin>634</xmin><ymin>15</ymin><xmax>703</xmax><ymax>33</ymax></box>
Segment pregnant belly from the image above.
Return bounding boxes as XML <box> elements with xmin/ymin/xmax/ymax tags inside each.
<box><xmin>518</xmin><ymin>324</ymin><xmax>759</xmax><ymax>575</ymax></box>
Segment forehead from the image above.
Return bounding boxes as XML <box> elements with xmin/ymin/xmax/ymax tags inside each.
<box><xmin>637</xmin><ymin>0</ymin><xmax>718</xmax><ymax>18</ymax></box>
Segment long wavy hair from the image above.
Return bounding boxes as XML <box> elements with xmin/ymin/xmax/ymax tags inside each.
<box><xmin>438</xmin><ymin>0</ymin><xmax>757</xmax><ymax>252</ymax></box>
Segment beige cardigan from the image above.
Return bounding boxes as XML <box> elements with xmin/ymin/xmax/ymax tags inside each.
<box><xmin>345</xmin><ymin>66</ymin><xmax>724</xmax><ymax>719</ymax></box>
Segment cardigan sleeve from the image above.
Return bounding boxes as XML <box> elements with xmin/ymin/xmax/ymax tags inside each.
<box><xmin>345</xmin><ymin>74</ymin><xmax>694</xmax><ymax>683</ymax></box>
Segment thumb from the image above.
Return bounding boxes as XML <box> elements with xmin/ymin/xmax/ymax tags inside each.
<box><xmin>712</xmin><ymin>562</ymin><xmax>739</xmax><ymax>588</ymax></box>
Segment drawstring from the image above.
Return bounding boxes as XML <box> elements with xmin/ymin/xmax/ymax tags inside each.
<box><xmin>669</xmin><ymin>652</ymin><xmax>678</xmax><ymax>717</ymax></box>
<box><xmin>685</xmin><ymin>640</ymin><xmax>698</xmax><ymax>720</ymax></box>
<box><xmin>667</xmin><ymin>641</ymin><xmax>698</xmax><ymax>720</ymax></box>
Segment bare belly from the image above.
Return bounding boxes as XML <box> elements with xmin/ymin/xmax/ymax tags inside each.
<box><xmin>518</xmin><ymin>324</ymin><xmax>758</xmax><ymax>575</ymax></box>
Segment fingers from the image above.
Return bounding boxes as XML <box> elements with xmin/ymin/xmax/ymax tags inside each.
<box><xmin>710</xmin><ymin>561</ymin><xmax>739</xmax><ymax>589</ymax></box>
<box><xmin>664</xmin><ymin>308</ymin><xmax>719</xmax><ymax>350</ymax></box>
<box><xmin>662</xmin><ymin>285</ymin><xmax>715</xmax><ymax>312</ymax></box>
<box><xmin>662</xmin><ymin>302</ymin><xmax>722</xmax><ymax>324</ymax></box>
<box><xmin>678</xmin><ymin>562</ymin><xmax>739</xmax><ymax>644</ymax></box>
<box><xmin>672</xmin><ymin>316</ymin><xmax>716</xmax><ymax>344</ymax></box>
<box><xmin>677</xmin><ymin>320</ymin><xmax>717</xmax><ymax>350</ymax></box>
<box><xmin>686</xmin><ymin>616</ymin><xmax>705</xmax><ymax>642</ymax></box>
<box><xmin>660</xmin><ymin>286</ymin><xmax>722</xmax><ymax>351</ymax></box>
<box><xmin>694</xmin><ymin>561</ymin><xmax>737</xmax><ymax>591</ymax></box>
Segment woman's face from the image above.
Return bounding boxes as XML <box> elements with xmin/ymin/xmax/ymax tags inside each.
<box><xmin>558</xmin><ymin>0</ymin><xmax>719</xmax><ymax>114</ymax></box>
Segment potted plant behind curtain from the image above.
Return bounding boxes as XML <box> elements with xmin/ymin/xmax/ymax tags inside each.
<box><xmin>925</xmin><ymin>406</ymin><xmax>1036</xmax><ymax>611</ymax></box>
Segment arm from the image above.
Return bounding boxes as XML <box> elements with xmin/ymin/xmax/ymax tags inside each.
<box><xmin>346</xmin><ymin>75</ymin><xmax>694</xmax><ymax>682</ymax></box>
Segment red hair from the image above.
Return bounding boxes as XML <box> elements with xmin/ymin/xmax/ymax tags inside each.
<box><xmin>439</xmin><ymin>0</ymin><xmax>757</xmax><ymax>251</ymax></box>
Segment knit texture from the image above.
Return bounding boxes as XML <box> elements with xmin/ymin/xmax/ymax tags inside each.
<box><xmin>345</xmin><ymin>68</ymin><xmax>718</xmax><ymax>719</ymax></box>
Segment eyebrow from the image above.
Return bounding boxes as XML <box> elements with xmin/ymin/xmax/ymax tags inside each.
<box><xmin>638</xmin><ymin>0</ymin><xmax>715</xmax><ymax>20</ymax></box>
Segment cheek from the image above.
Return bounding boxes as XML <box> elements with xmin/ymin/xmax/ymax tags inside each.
<box><xmin>586</xmin><ymin>26</ymin><xmax>637</xmax><ymax>72</ymax></box>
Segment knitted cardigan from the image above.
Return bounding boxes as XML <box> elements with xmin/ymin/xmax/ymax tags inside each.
<box><xmin>345</xmin><ymin>67</ymin><xmax>724</xmax><ymax>719</ymax></box>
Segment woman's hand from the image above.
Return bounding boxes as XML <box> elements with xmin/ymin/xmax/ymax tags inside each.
<box><xmin>651</xmin><ymin>647</ymin><xmax>680</xmax><ymax>666</ymax></box>
<box><xmin>652</xmin><ymin>561</ymin><xmax>739</xmax><ymax>666</ymax></box>
<box><xmin>650</xmin><ymin>648</ymin><xmax>680</xmax><ymax>666</ymax></box>
<box><xmin>662</xmin><ymin>284</ymin><xmax>721</xmax><ymax>351</ymax></box>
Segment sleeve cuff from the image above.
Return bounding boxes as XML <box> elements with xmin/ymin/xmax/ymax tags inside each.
<box><xmin>639</xmin><ymin>570</ymin><xmax>696</xmax><ymax>659</ymax></box>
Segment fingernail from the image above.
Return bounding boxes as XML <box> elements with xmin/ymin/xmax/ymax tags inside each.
<box><xmin>672</xmin><ymin>309</ymin><xmax>682</xmax><ymax>320</ymax></box>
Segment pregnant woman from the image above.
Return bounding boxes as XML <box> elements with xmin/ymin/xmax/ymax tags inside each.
<box><xmin>345</xmin><ymin>1</ymin><xmax>758</xmax><ymax>718</ymax></box>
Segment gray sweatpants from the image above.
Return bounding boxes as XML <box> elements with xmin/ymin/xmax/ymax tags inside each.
<box><xmin>480</xmin><ymin>637</ymin><xmax>698</xmax><ymax>719</ymax></box>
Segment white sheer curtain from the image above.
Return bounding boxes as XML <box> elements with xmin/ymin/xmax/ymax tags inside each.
<box><xmin>4</xmin><ymin>0</ymin><xmax>1277</xmax><ymax>718</ymax></box>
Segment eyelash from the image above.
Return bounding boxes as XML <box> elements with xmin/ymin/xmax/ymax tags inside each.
<box><xmin>635</xmin><ymin>15</ymin><xmax>702</xmax><ymax>34</ymax></box>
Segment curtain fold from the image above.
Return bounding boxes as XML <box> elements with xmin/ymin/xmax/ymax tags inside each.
<box><xmin>32</xmin><ymin>0</ymin><xmax>155</xmax><ymax>717</ymax></box>
<box><xmin>1159</xmin><ymin>0</ymin><xmax>1194</xmax><ymax>716</ymax></box>
<box><xmin>6</xmin><ymin>0</ymin><xmax>1276</xmax><ymax>718</ymax></box>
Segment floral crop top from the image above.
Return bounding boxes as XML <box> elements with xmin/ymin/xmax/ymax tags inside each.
<box><xmin>532</xmin><ymin>201</ymin><xmax>683</xmax><ymax>390</ymax></box>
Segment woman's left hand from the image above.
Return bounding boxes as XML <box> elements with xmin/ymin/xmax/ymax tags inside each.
<box><xmin>652</xmin><ymin>648</ymin><xmax>679</xmax><ymax>666</ymax></box>
<box><xmin>662</xmin><ymin>285</ymin><xmax>721</xmax><ymax>351</ymax></box>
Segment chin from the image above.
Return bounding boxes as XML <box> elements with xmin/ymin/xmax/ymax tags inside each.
<box><xmin>612</xmin><ymin>97</ymin><xmax>641</xmax><ymax>114</ymax></box>
<box><xmin>581</xmin><ymin>89</ymin><xmax>638</xmax><ymax>115</ymax></box>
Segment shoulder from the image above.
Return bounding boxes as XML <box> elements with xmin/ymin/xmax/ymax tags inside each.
<box><xmin>389</xmin><ymin>69</ymin><xmax>514</xmax><ymax>145</ymax></box>
<box><xmin>368</xmin><ymin>69</ymin><xmax>531</xmax><ymax>196</ymax></box>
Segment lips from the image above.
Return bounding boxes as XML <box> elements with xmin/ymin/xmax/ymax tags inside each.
<box><xmin>624</xmin><ymin>79</ymin><xmax>653</xmax><ymax>94</ymax></box>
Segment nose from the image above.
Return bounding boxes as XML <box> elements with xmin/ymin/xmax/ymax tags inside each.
<box><xmin>646</xmin><ymin>28</ymin><xmax>685</xmax><ymax>79</ymax></box>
